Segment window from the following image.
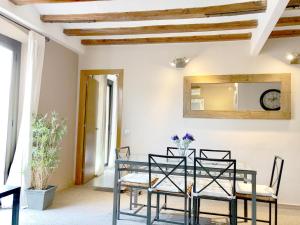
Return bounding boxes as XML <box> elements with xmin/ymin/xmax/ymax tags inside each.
<box><xmin>0</xmin><ymin>33</ymin><xmax>21</xmax><ymax>185</ymax></box>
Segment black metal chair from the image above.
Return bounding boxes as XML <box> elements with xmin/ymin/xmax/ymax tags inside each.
<box><xmin>147</xmin><ymin>154</ymin><xmax>193</xmax><ymax>225</ymax></box>
<box><xmin>198</xmin><ymin>149</ymin><xmax>232</xmax><ymax>215</ymax></box>
<box><xmin>237</xmin><ymin>156</ymin><xmax>284</xmax><ymax>225</ymax></box>
<box><xmin>115</xmin><ymin>146</ymin><xmax>135</xmax><ymax>210</ymax></box>
<box><xmin>199</xmin><ymin>149</ymin><xmax>231</xmax><ymax>159</ymax></box>
<box><xmin>115</xmin><ymin>146</ymin><xmax>156</xmax><ymax>220</ymax></box>
<box><xmin>116</xmin><ymin>146</ymin><xmax>131</xmax><ymax>160</ymax></box>
<box><xmin>193</xmin><ymin>157</ymin><xmax>237</xmax><ymax>225</ymax></box>
<box><xmin>165</xmin><ymin>146</ymin><xmax>196</xmax><ymax>210</ymax></box>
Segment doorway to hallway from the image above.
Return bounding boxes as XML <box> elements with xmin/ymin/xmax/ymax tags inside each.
<box><xmin>104</xmin><ymin>79</ymin><xmax>113</xmax><ymax>167</ymax></box>
<box><xmin>75</xmin><ymin>70</ymin><xmax>123</xmax><ymax>185</ymax></box>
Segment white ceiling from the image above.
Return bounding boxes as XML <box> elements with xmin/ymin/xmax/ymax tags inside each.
<box><xmin>31</xmin><ymin>0</ymin><xmax>266</xmax><ymax>41</ymax></box>
<box><xmin>34</xmin><ymin>0</ymin><xmax>254</xmax><ymax>14</ymax></box>
<box><xmin>3</xmin><ymin>0</ymin><xmax>297</xmax><ymax>54</ymax></box>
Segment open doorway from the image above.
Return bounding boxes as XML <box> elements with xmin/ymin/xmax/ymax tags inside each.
<box><xmin>104</xmin><ymin>78</ymin><xmax>113</xmax><ymax>167</ymax></box>
<box><xmin>75</xmin><ymin>70</ymin><xmax>123</xmax><ymax>185</ymax></box>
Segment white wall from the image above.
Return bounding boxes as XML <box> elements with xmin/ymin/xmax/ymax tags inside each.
<box><xmin>79</xmin><ymin>37</ymin><xmax>300</xmax><ymax>206</ymax></box>
<box><xmin>0</xmin><ymin>1</ymin><xmax>83</xmax><ymax>53</ymax></box>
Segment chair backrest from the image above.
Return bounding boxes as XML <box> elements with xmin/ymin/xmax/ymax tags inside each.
<box><xmin>148</xmin><ymin>154</ymin><xmax>187</xmax><ymax>194</ymax></box>
<box><xmin>115</xmin><ymin>146</ymin><xmax>130</xmax><ymax>160</ymax></box>
<box><xmin>193</xmin><ymin>157</ymin><xmax>236</xmax><ymax>198</ymax></box>
<box><xmin>167</xmin><ymin>147</ymin><xmax>196</xmax><ymax>161</ymax></box>
<box><xmin>199</xmin><ymin>149</ymin><xmax>231</xmax><ymax>159</ymax></box>
<box><xmin>270</xmin><ymin>156</ymin><xmax>284</xmax><ymax>196</ymax></box>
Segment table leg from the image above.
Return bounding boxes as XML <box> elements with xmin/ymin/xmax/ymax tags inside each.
<box><xmin>251</xmin><ymin>172</ymin><xmax>257</xmax><ymax>225</ymax></box>
<box><xmin>12</xmin><ymin>189</ymin><xmax>20</xmax><ymax>225</ymax></box>
<box><xmin>112</xmin><ymin>163</ymin><xmax>119</xmax><ymax>225</ymax></box>
<box><xmin>147</xmin><ymin>190</ymin><xmax>152</xmax><ymax>225</ymax></box>
<box><xmin>133</xmin><ymin>188</ymin><xmax>138</xmax><ymax>208</ymax></box>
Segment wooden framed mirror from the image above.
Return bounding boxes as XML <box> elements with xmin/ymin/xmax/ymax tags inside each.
<box><xmin>183</xmin><ymin>73</ymin><xmax>291</xmax><ymax>119</ymax></box>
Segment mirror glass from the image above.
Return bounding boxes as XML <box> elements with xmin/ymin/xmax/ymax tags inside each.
<box><xmin>190</xmin><ymin>82</ymin><xmax>281</xmax><ymax>111</ymax></box>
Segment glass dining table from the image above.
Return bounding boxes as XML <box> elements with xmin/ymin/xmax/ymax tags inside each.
<box><xmin>112</xmin><ymin>154</ymin><xmax>257</xmax><ymax>225</ymax></box>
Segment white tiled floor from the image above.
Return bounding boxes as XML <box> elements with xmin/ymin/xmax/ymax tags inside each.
<box><xmin>87</xmin><ymin>168</ymin><xmax>115</xmax><ymax>192</ymax></box>
<box><xmin>0</xmin><ymin>185</ymin><xmax>299</xmax><ymax>225</ymax></box>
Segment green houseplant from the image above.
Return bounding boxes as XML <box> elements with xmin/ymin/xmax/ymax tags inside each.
<box><xmin>26</xmin><ymin>112</ymin><xmax>67</xmax><ymax>210</ymax></box>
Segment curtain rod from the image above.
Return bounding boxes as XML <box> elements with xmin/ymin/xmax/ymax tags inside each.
<box><xmin>0</xmin><ymin>13</ymin><xmax>50</xmax><ymax>42</ymax></box>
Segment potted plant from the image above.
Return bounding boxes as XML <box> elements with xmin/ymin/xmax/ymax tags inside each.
<box><xmin>25</xmin><ymin>112</ymin><xmax>67</xmax><ymax>210</ymax></box>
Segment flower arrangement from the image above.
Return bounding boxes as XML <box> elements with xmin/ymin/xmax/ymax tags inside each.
<box><xmin>171</xmin><ymin>133</ymin><xmax>195</xmax><ymax>156</ymax></box>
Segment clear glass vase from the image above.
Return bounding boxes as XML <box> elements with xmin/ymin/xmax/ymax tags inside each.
<box><xmin>178</xmin><ymin>148</ymin><xmax>187</xmax><ymax>157</ymax></box>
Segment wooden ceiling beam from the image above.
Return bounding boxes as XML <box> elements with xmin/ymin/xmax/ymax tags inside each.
<box><xmin>276</xmin><ymin>16</ymin><xmax>300</xmax><ymax>26</ymax></box>
<box><xmin>41</xmin><ymin>1</ymin><xmax>266</xmax><ymax>23</ymax></box>
<box><xmin>270</xmin><ymin>29</ymin><xmax>300</xmax><ymax>38</ymax></box>
<box><xmin>9</xmin><ymin>0</ymin><xmax>102</xmax><ymax>5</ymax></box>
<box><xmin>64</xmin><ymin>20</ymin><xmax>257</xmax><ymax>36</ymax></box>
<box><xmin>81</xmin><ymin>33</ymin><xmax>252</xmax><ymax>45</ymax></box>
<box><xmin>287</xmin><ymin>0</ymin><xmax>300</xmax><ymax>8</ymax></box>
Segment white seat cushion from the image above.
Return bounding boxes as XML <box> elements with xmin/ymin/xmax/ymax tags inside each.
<box><xmin>120</xmin><ymin>173</ymin><xmax>159</xmax><ymax>187</ymax></box>
<box><xmin>193</xmin><ymin>178</ymin><xmax>234</xmax><ymax>199</ymax></box>
<box><xmin>153</xmin><ymin>175</ymin><xmax>193</xmax><ymax>193</ymax></box>
<box><xmin>236</xmin><ymin>182</ymin><xmax>275</xmax><ymax>197</ymax></box>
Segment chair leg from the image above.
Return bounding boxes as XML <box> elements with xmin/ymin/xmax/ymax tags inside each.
<box><xmin>230</xmin><ymin>199</ymin><xmax>237</xmax><ymax>225</ymax></box>
<box><xmin>188</xmin><ymin>198</ymin><xmax>191</xmax><ymax>225</ymax></box>
<box><xmin>196</xmin><ymin>199</ymin><xmax>200</xmax><ymax>224</ymax></box>
<box><xmin>164</xmin><ymin>195</ymin><xmax>167</xmax><ymax>209</ymax></box>
<box><xmin>193</xmin><ymin>198</ymin><xmax>197</xmax><ymax>225</ymax></box>
<box><xmin>184</xmin><ymin>196</ymin><xmax>187</xmax><ymax>225</ymax></box>
<box><xmin>234</xmin><ymin>199</ymin><xmax>238</xmax><ymax>225</ymax></box>
<box><xmin>156</xmin><ymin>193</ymin><xmax>160</xmax><ymax>220</ymax></box>
<box><xmin>229</xmin><ymin>201</ymin><xmax>232</xmax><ymax>225</ymax></box>
<box><xmin>244</xmin><ymin>199</ymin><xmax>248</xmax><ymax>222</ymax></box>
<box><xmin>275</xmin><ymin>201</ymin><xmax>278</xmax><ymax>225</ymax></box>
<box><xmin>129</xmin><ymin>187</ymin><xmax>133</xmax><ymax>210</ymax></box>
<box><xmin>269</xmin><ymin>202</ymin><xmax>272</xmax><ymax>225</ymax></box>
<box><xmin>117</xmin><ymin>182</ymin><xmax>121</xmax><ymax>220</ymax></box>
<box><xmin>147</xmin><ymin>190</ymin><xmax>152</xmax><ymax>225</ymax></box>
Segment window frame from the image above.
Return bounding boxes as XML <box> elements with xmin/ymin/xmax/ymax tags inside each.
<box><xmin>0</xmin><ymin>33</ymin><xmax>22</xmax><ymax>183</ymax></box>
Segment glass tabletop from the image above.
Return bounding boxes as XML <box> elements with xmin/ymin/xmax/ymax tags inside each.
<box><xmin>117</xmin><ymin>154</ymin><xmax>255</xmax><ymax>172</ymax></box>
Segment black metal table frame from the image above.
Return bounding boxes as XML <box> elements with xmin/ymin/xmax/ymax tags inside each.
<box><xmin>0</xmin><ymin>186</ymin><xmax>21</xmax><ymax>225</ymax></box>
<box><xmin>112</xmin><ymin>159</ymin><xmax>257</xmax><ymax>225</ymax></box>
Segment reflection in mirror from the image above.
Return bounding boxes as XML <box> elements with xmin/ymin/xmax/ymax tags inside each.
<box><xmin>191</xmin><ymin>82</ymin><xmax>281</xmax><ymax>111</ymax></box>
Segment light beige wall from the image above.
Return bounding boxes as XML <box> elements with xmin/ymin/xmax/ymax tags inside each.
<box><xmin>79</xmin><ymin>37</ymin><xmax>300</xmax><ymax>205</ymax></box>
<box><xmin>39</xmin><ymin>40</ymin><xmax>78</xmax><ymax>190</ymax></box>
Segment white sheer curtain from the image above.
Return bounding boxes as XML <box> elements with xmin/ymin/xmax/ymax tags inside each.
<box><xmin>2</xmin><ymin>31</ymin><xmax>45</xmax><ymax>207</ymax></box>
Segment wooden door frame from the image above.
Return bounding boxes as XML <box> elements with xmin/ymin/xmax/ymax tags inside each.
<box><xmin>75</xmin><ymin>69</ymin><xmax>124</xmax><ymax>185</ymax></box>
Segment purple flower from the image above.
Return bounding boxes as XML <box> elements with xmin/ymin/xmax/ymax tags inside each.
<box><xmin>171</xmin><ymin>135</ymin><xmax>179</xmax><ymax>141</ymax></box>
<box><xmin>183</xmin><ymin>133</ymin><xmax>195</xmax><ymax>141</ymax></box>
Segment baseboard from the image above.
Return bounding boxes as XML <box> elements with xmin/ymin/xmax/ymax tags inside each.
<box><xmin>56</xmin><ymin>182</ymin><xmax>75</xmax><ymax>192</ymax></box>
<box><xmin>279</xmin><ymin>203</ymin><xmax>300</xmax><ymax>210</ymax></box>
<box><xmin>93</xmin><ymin>186</ymin><xmax>113</xmax><ymax>192</ymax></box>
